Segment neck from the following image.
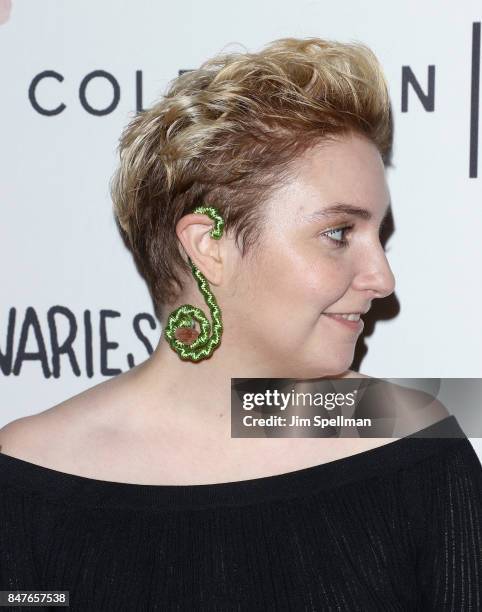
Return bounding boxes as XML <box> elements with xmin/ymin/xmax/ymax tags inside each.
<box><xmin>125</xmin><ymin>333</ymin><xmax>355</xmax><ymax>440</ymax></box>
<box><xmin>136</xmin><ymin>336</ymin><xmax>266</xmax><ymax>422</ymax></box>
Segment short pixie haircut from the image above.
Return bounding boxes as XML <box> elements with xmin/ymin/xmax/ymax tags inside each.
<box><xmin>110</xmin><ymin>37</ymin><xmax>392</xmax><ymax>322</ymax></box>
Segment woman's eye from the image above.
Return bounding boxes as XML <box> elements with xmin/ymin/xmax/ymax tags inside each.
<box><xmin>320</xmin><ymin>225</ymin><xmax>391</xmax><ymax>252</ymax></box>
<box><xmin>321</xmin><ymin>225</ymin><xmax>352</xmax><ymax>248</ymax></box>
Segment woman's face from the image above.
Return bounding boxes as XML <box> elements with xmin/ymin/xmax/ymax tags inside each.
<box><xmin>224</xmin><ymin>132</ymin><xmax>395</xmax><ymax>378</ymax></box>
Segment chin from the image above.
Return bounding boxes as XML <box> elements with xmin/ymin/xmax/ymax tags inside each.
<box><xmin>289</xmin><ymin>362</ymin><xmax>352</xmax><ymax>381</ymax></box>
<box><xmin>317</xmin><ymin>354</ymin><xmax>354</xmax><ymax>378</ymax></box>
<box><xmin>273</xmin><ymin>346</ymin><xmax>354</xmax><ymax>379</ymax></box>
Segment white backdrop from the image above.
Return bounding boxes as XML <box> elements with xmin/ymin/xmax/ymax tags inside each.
<box><xmin>1</xmin><ymin>1</ymin><xmax>481</xmax><ymax>457</ymax></box>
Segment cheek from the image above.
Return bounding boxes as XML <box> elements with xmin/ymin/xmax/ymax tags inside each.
<box><xmin>273</xmin><ymin>248</ymin><xmax>348</xmax><ymax>309</ymax></box>
<box><xmin>238</xmin><ymin>239</ymin><xmax>349</xmax><ymax>314</ymax></box>
<box><xmin>300</xmin><ymin>261</ymin><xmax>350</xmax><ymax>311</ymax></box>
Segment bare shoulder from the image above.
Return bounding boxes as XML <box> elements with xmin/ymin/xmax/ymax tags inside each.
<box><xmin>0</xmin><ymin>367</ymin><xmax>140</xmax><ymax>470</ymax></box>
<box><xmin>329</xmin><ymin>371</ymin><xmax>451</xmax><ymax>437</ymax></box>
<box><xmin>382</xmin><ymin>380</ymin><xmax>451</xmax><ymax>435</ymax></box>
<box><xmin>0</xmin><ymin>413</ymin><xmax>46</xmax><ymax>459</ymax></box>
<box><xmin>348</xmin><ymin>375</ymin><xmax>451</xmax><ymax>435</ymax></box>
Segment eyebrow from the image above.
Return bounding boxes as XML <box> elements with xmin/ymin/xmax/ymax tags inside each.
<box><xmin>302</xmin><ymin>202</ymin><xmax>390</xmax><ymax>224</ymax></box>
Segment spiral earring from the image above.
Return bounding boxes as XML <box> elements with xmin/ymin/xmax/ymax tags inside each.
<box><xmin>164</xmin><ymin>205</ymin><xmax>225</xmax><ymax>362</ymax></box>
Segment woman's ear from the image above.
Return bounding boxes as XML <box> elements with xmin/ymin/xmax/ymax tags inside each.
<box><xmin>175</xmin><ymin>213</ymin><xmax>224</xmax><ymax>286</ymax></box>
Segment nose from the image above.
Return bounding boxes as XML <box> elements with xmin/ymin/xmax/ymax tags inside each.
<box><xmin>352</xmin><ymin>242</ymin><xmax>396</xmax><ymax>299</ymax></box>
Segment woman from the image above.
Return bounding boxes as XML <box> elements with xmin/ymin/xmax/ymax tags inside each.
<box><xmin>1</xmin><ymin>37</ymin><xmax>480</xmax><ymax>611</ymax></box>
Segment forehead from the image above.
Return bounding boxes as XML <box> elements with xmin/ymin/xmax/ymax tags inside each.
<box><xmin>274</xmin><ymin>134</ymin><xmax>390</xmax><ymax>222</ymax></box>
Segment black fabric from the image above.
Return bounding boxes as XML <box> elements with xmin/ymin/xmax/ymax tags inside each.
<box><xmin>0</xmin><ymin>415</ymin><xmax>480</xmax><ymax>611</ymax></box>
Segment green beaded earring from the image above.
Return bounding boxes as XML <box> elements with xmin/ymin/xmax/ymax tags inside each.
<box><xmin>164</xmin><ymin>205</ymin><xmax>225</xmax><ymax>362</ymax></box>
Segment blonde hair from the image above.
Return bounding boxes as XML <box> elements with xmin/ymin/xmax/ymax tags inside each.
<box><xmin>110</xmin><ymin>37</ymin><xmax>392</xmax><ymax>322</ymax></box>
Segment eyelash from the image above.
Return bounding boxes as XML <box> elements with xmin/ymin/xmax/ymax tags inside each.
<box><xmin>321</xmin><ymin>225</ymin><xmax>353</xmax><ymax>248</ymax></box>
<box><xmin>321</xmin><ymin>223</ymin><xmax>390</xmax><ymax>251</ymax></box>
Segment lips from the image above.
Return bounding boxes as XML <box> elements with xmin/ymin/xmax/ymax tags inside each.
<box><xmin>322</xmin><ymin>313</ymin><xmax>364</xmax><ymax>332</ymax></box>
<box><xmin>325</xmin><ymin>313</ymin><xmax>360</xmax><ymax>321</ymax></box>
<box><xmin>324</xmin><ymin>306</ymin><xmax>371</xmax><ymax>316</ymax></box>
